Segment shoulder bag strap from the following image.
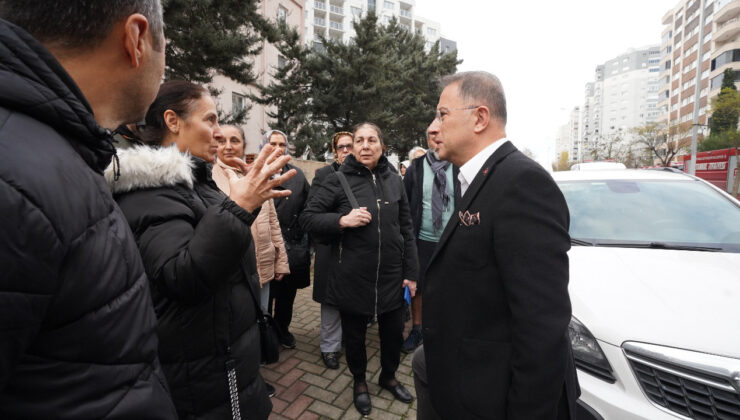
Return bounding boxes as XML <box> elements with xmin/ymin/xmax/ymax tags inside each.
<box><xmin>335</xmin><ymin>171</ymin><xmax>360</xmax><ymax>209</ymax></box>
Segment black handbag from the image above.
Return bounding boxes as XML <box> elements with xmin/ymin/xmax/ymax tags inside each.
<box><xmin>244</xmin><ymin>275</ymin><xmax>281</xmax><ymax>365</ymax></box>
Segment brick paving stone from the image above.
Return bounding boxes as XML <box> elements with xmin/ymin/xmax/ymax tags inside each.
<box><xmin>275</xmin><ymin>357</ymin><xmax>301</xmax><ymax>374</ymax></box>
<box><xmin>327</xmin><ymin>374</ymin><xmax>352</xmax><ymax>394</ymax></box>
<box><xmin>321</xmin><ymin>366</ymin><xmax>343</xmax><ymax>380</ymax></box>
<box><xmin>298</xmin><ymin>360</ymin><xmax>326</xmax><ymax>375</ymax></box>
<box><xmin>270</xmin><ymin>397</ymin><xmax>290</xmax><ymax>414</ymax></box>
<box><xmin>277</xmin><ymin>367</ymin><xmax>305</xmax><ymax>387</ymax></box>
<box><xmin>279</xmin><ymin>380</ymin><xmax>310</xmax><ymax>403</ymax></box>
<box><xmin>264</xmin><ymin>286</ymin><xmax>418</xmax><ymax>419</ymax></box>
<box><xmin>296</xmin><ymin>412</ymin><xmax>319</xmax><ymax>420</ymax></box>
<box><xmin>261</xmin><ymin>367</ymin><xmax>284</xmax><ymax>383</ymax></box>
<box><xmin>308</xmin><ymin>400</ymin><xmax>345</xmax><ymax>418</ymax></box>
<box><xmin>301</xmin><ymin>372</ymin><xmax>332</xmax><ymax>388</ymax></box>
<box><xmin>388</xmin><ymin>399</ymin><xmax>412</xmax><ymax>416</ymax></box>
<box><xmin>333</xmin><ymin>386</ymin><xmax>354</xmax><ymax>410</ymax></box>
<box><xmin>303</xmin><ymin>384</ymin><xmax>337</xmax><ymax>404</ymax></box>
<box><xmin>282</xmin><ymin>395</ymin><xmax>314</xmax><ymax>419</ymax></box>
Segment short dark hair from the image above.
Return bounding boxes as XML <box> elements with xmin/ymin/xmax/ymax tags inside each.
<box><xmin>440</xmin><ymin>71</ymin><xmax>507</xmax><ymax>125</ymax></box>
<box><xmin>0</xmin><ymin>0</ymin><xmax>164</xmax><ymax>51</ymax></box>
<box><xmin>134</xmin><ymin>80</ymin><xmax>208</xmax><ymax>145</ymax></box>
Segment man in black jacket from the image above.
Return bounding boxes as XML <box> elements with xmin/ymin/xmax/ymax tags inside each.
<box><xmin>415</xmin><ymin>71</ymin><xmax>579</xmax><ymax>420</ymax></box>
<box><xmin>401</xmin><ymin>130</ymin><xmax>460</xmax><ymax>355</ymax></box>
<box><xmin>0</xmin><ymin>1</ymin><xmax>176</xmax><ymax>418</ymax></box>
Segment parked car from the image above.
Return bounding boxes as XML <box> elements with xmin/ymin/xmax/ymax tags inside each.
<box><xmin>570</xmin><ymin>161</ymin><xmax>627</xmax><ymax>171</ymax></box>
<box><xmin>553</xmin><ymin>169</ymin><xmax>740</xmax><ymax>420</ymax></box>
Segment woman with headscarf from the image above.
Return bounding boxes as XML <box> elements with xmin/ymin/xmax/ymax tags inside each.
<box><xmin>106</xmin><ymin>80</ymin><xmax>295</xmax><ymax>419</ymax></box>
<box><xmin>300</xmin><ymin>122</ymin><xmax>419</xmax><ymax>416</ymax></box>
<box><xmin>304</xmin><ymin>131</ymin><xmax>354</xmax><ymax>369</ymax></box>
<box><xmin>261</xmin><ymin>130</ymin><xmax>311</xmax><ymax>349</ymax></box>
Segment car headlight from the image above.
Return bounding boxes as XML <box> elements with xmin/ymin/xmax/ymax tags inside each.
<box><xmin>569</xmin><ymin>316</ymin><xmax>616</xmax><ymax>383</ymax></box>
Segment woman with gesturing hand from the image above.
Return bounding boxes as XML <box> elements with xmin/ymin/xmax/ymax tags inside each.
<box><xmin>105</xmin><ymin>81</ymin><xmax>294</xmax><ymax>420</ymax></box>
<box><xmin>300</xmin><ymin>122</ymin><xmax>419</xmax><ymax>416</ymax></box>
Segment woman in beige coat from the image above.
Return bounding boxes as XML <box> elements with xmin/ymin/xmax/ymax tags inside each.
<box><xmin>212</xmin><ymin>125</ymin><xmax>290</xmax><ymax>313</ymax></box>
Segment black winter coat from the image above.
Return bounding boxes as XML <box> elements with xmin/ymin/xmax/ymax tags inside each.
<box><xmin>308</xmin><ymin>162</ymin><xmax>340</xmax><ymax>303</ymax></box>
<box><xmin>274</xmin><ymin>163</ymin><xmax>311</xmax><ymax>288</ymax></box>
<box><xmin>300</xmin><ymin>155</ymin><xmax>419</xmax><ymax>316</ymax></box>
<box><xmin>0</xmin><ymin>19</ymin><xmax>176</xmax><ymax>419</ymax></box>
<box><xmin>106</xmin><ymin>146</ymin><xmax>271</xmax><ymax>420</ymax></box>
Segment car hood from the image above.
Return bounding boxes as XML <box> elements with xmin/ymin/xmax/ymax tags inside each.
<box><xmin>569</xmin><ymin>246</ymin><xmax>740</xmax><ymax>359</ymax></box>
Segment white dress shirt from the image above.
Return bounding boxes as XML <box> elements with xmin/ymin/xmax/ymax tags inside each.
<box><xmin>458</xmin><ymin>138</ymin><xmax>509</xmax><ymax>197</ymax></box>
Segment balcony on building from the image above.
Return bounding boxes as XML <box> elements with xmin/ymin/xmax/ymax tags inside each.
<box><xmin>399</xmin><ymin>7</ymin><xmax>412</xmax><ymax>23</ymax></box>
<box><xmin>714</xmin><ymin>17</ymin><xmax>740</xmax><ymax>44</ymax></box>
<box><xmin>314</xmin><ymin>16</ymin><xmax>326</xmax><ymax>27</ymax></box>
<box><xmin>314</xmin><ymin>1</ymin><xmax>326</xmax><ymax>17</ymax></box>
<box><xmin>715</xmin><ymin>0</ymin><xmax>740</xmax><ymax>25</ymax></box>
<box><xmin>329</xmin><ymin>19</ymin><xmax>343</xmax><ymax>34</ymax></box>
<box><xmin>329</xmin><ymin>0</ymin><xmax>344</xmax><ymax>17</ymax></box>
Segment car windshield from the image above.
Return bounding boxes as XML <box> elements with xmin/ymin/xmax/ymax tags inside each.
<box><xmin>558</xmin><ymin>179</ymin><xmax>740</xmax><ymax>253</ymax></box>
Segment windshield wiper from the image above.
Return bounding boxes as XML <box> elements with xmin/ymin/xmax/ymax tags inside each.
<box><xmin>597</xmin><ymin>241</ymin><xmax>723</xmax><ymax>252</ymax></box>
<box><xmin>570</xmin><ymin>238</ymin><xmax>595</xmax><ymax>246</ymax></box>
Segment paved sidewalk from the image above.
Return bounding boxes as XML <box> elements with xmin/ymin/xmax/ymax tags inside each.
<box><xmin>260</xmin><ymin>286</ymin><xmax>417</xmax><ymax>420</ymax></box>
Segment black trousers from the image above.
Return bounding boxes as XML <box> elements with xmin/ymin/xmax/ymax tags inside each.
<box><xmin>340</xmin><ymin>305</ymin><xmax>405</xmax><ymax>383</ymax></box>
<box><xmin>268</xmin><ymin>279</ymin><xmax>298</xmax><ymax>337</ymax></box>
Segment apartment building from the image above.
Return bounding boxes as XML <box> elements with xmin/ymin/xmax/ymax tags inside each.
<box><xmin>580</xmin><ymin>46</ymin><xmax>661</xmax><ymax>159</ymax></box>
<box><xmin>658</xmin><ymin>0</ymin><xmax>714</xmax><ymax>134</ymax></box>
<box><xmin>304</xmin><ymin>0</ymin><xmax>449</xmax><ymax>51</ymax></box>
<box><xmin>709</xmin><ymin>0</ymin><xmax>740</xmax><ymax>99</ymax></box>
<box><xmin>556</xmin><ymin>107</ymin><xmax>582</xmax><ymax>163</ymax></box>
<box><xmin>210</xmin><ymin>0</ymin><xmax>306</xmax><ymax>154</ymax></box>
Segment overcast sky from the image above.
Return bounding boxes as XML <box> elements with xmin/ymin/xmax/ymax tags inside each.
<box><xmin>415</xmin><ymin>0</ymin><xmax>678</xmax><ymax>166</ymax></box>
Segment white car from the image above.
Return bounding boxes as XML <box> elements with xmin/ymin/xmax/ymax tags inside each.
<box><xmin>553</xmin><ymin>169</ymin><xmax>740</xmax><ymax>420</ymax></box>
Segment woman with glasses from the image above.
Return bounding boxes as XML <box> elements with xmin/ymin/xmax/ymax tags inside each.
<box><xmin>300</xmin><ymin>123</ymin><xmax>419</xmax><ymax>416</ymax></box>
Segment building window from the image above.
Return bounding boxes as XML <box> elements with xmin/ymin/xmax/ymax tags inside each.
<box><xmin>384</xmin><ymin>1</ymin><xmax>393</xmax><ymax>9</ymax></box>
<box><xmin>232</xmin><ymin>93</ymin><xmax>247</xmax><ymax>114</ymax></box>
<box><xmin>382</xmin><ymin>15</ymin><xmax>391</xmax><ymax>24</ymax></box>
<box><xmin>427</xmin><ymin>27</ymin><xmax>437</xmax><ymax>36</ymax></box>
<box><xmin>277</xmin><ymin>5</ymin><xmax>288</xmax><ymax>22</ymax></box>
<box><xmin>351</xmin><ymin>6</ymin><xmax>362</xmax><ymax>16</ymax></box>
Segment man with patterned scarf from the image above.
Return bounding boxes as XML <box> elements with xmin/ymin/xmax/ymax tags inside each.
<box><xmin>401</xmin><ymin>125</ymin><xmax>461</xmax><ymax>354</ymax></box>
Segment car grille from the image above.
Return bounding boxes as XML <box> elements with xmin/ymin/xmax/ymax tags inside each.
<box><xmin>626</xmin><ymin>352</ymin><xmax>740</xmax><ymax>419</ymax></box>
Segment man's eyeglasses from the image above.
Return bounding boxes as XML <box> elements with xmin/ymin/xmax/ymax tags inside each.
<box><xmin>435</xmin><ymin>106</ymin><xmax>479</xmax><ymax>122</ymax></box>
<box><xmin>336</xmin><ymin>144</ymin><xmax>352</xmax><ymax>151</ymax></box>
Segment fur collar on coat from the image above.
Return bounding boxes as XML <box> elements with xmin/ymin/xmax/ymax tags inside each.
<box><xmin>105</xmin><ymin>145</ymin><xmax>194</xmax><ymax>193</ymax></box>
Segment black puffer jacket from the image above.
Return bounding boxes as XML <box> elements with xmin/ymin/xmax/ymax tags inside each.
<box><xmin>0</xmin><ymin>19</ymin><xmax>176</xmax><ymax>419</ymax></box>
<box><xmin>308</xmin><ymin>161</ymin><xmax>340</xmax><ymax>303</ymax></box>
<box><xmin>106</xmin><ymin>146</ymin><xmax>271</xmax><ymax>420</ymax></box>
<box><xmin>300</xmin><ymin>154</ymin><xmax>418</xmax><ymax>316</ymax></box>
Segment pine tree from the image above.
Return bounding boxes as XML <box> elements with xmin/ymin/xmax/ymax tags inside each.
<box><xmin>253</xmin><ymin>12</ymin><xmax>460</xmax><ymax>158</ymax></box>
<box><xmin>163</xmin><ymin>0</ymin><xmax>280</xmax><ymax>85</ymax></box>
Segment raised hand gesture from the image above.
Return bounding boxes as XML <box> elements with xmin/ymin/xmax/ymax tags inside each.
<box><xmin>225</xmin><ymin>144</ymin><xmax>297</xmax><ymax>213</ymax></box>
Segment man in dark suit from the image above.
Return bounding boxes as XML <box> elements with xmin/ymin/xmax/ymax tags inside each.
<box><xmin>413</xmin><ymin>71</ymin><xmax>579</xmax><ymax>420</ymax></box>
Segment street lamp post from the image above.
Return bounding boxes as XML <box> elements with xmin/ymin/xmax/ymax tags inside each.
<box><xmin>690</xmin><ymin>0</ymin><xmax>707</xmax><ymax>175</ymax></box>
